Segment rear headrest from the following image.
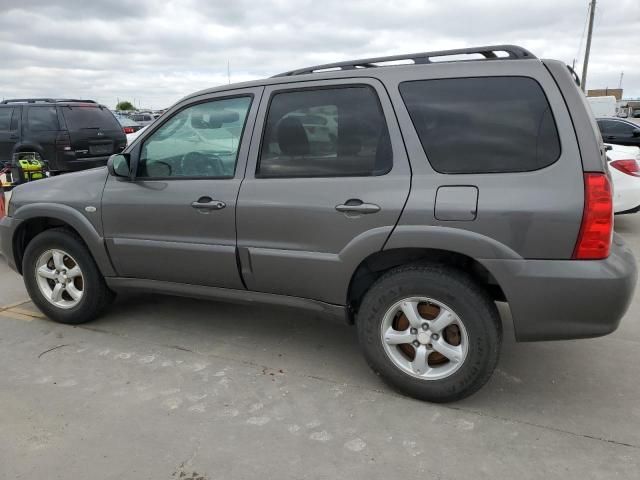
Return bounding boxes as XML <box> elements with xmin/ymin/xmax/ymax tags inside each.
<box><xmin>277</xmin><ymin>116</ymin><xmax>310</xmax><ymax>156</ymax></box>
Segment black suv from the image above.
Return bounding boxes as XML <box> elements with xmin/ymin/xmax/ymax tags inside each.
<box><xmin>0</xmin><ymin>99</ymin><xmax>127</xmax><ymax>174</ymax></box>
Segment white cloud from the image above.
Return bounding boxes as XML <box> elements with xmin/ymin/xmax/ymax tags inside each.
<box><xmin>0</xmin><ymin>0</ymin><xmax>638</xmax><ymax>109</ymax></box>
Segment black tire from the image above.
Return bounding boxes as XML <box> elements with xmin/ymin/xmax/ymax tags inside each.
<box><xmin>22</xmin><ymin>228</ymin><xmax>114</xmax><ymax>324</ymax></box>
<box><xmin>356</xmin><ymin>263</ymin><xmax>502</xmax><ymax>403</ymax></box>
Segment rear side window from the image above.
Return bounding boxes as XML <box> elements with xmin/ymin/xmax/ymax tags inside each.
<box><xmin>258</xmin><ymin>86</ymin><xmax>392</xmax><ymax>178</ymax></box>
<box><xmin>61</xmin><ymin>106</ymin><xmax>121</xmax><ymax>131</ymax></box>
<box><xmin>0</xmin><ymin>108</ymin><xmax>13</xmax><ymax>130</ymax></box>
<box><xmin>400</xmin><ymin>77</ymin><xmax>561</xmax><ymax>174</ymax></box>
<box><xmin>28</xmin><ymin>106</ymin><xmax>59</xmax><ymax>131</ymax></box>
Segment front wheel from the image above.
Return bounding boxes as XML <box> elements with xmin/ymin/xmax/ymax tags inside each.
<box><xmin>356</xmin><ymin>264</ymin><xmax>502</xmax><ymax>403</ymax></box>
<box><xmin>23</xmin><ymin>228</ymin><xmax>114</xmax><ymax>324</ymax></box>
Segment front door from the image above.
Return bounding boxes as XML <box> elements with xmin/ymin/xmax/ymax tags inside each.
<box><xmin>102</xmin><ymin>87</ymin><xmax>262</xmax><ymax>288</ymax></box>
<box><xmin>236</xmin><ymin>79</ymin><xmax>411</xmax><ymax>305</ymax></box>
<box><xmin>598</xmin><ymin>119</ymin><xmax>640</xmax><ymax>146</ymax></box>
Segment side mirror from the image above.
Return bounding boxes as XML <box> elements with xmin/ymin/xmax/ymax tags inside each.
<box><xmin>605</xmin><ymin>145</ymin><xmax>613</xmax><ymax>151</ymax></box>
<box><xmin>107</xmin><ymin>154</ymin><xmax>131</xmax><ymax>178</ymax></box>
<box><xmin>633</xmin><ymin>129</ymin><xmax>640</xmax><ymax>138</ymax></box>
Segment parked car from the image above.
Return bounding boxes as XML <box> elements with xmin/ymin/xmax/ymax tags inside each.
<box><xmin>606</xmin><ymin>143</ymin><xmax>640</xmax><ymax>214</ymax></box>
<box><xmin>596</xmin><ymin>117</ymin><xmax>640</xmax><ymax>147</ymax></box>
<box><xmin>0</xmin><ymin>98</ymin><xmax>126</xmax><ymax>174</ymax></box>
<box><xmin>130</xmin><ymin>113</ymin><xmax>155</xmax><ymax>126</ymax></box>
<box><xmin>0</xmin><ymin>45</ymin><xmax>637</xmax><ymax>403</ymax></box>
<box><xmin>125</xmin><ymin>125</ymin><xmax>148</xmax><ymax>144</ymax></box>
<box><xmin>117</xmin><ymin>116</ymin><xmax>144</xmax><ymax>135</ymax></box>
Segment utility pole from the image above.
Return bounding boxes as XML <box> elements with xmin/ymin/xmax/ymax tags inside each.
<box><xmin>618</xmin><ymin>71</ymin><xmax>624</xmax><ymax>89</ymax></box>
<box><xmin>581</xmin><ymin>0</ymin><xmax>596</xmax><ymax>92</ymax></box>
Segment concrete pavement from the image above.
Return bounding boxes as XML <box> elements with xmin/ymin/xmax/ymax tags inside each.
<box><xmin>1</xmin><ymin>215</ymin><xmax>639</xmax><ymax>479</ymax></box>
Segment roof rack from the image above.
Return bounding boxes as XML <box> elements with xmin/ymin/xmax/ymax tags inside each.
<box><xmin>274</xmin><ymin>44</ymin><xmax>535</xmax><ymax>77</ymax></box>
<box><xmin>0</xmin><ymin>98</ymin><xmax>97</xmax><ymax>104</ymax></box>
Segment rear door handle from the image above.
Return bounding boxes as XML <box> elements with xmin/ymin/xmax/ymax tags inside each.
<box><xmin>9</xmin><ymin>134</ymin><xmax>18</xmax><ymax>140</ymax></box>
<box><xmin>191</xmin><ymin>196</ymin><xmax>226</xmax><ymax>211</ymax></box>
<box><xmin>335</xmin><ymin>200</ymin><xmax>381</xmax><ymax>214</ymax></box>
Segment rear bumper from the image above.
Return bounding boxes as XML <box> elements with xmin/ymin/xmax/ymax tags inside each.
<box><xmin>483</xmin><ymin>234</ymin><xmax>638</xmax><ymax>341</ymax></box>
<box><xmin>0</xmin><ymin>215</ymin><xmax>21</xmax><ymax>272</ymax></box>
<box><xmin>54</xmin><ymin>154</ymin><xmax>110</xmax><ymax>172</ymax></box>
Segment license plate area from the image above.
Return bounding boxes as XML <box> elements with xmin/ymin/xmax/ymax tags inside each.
<box><xmin>89</xmin><ymin>143</ymin><xmax>113</xmax><ymax>155</ymax></box>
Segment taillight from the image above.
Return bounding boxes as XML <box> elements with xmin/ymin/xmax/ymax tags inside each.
<box><xmin>572</xmin><ymin>173</ymin><xmax>613</xmax><ymax>260</ymax></box>
<box><xmin>55</xmin><ymin>132</ymin><xmax>71</xmax><ymax>151</ymax></box>
<box><xmin>610</xmin><ymin>159</ymin><xmax>640</xmax><ymax>177</ymax></box>
<box><xmin>0</xmin><ymin>193</ymin><xmax>5</xmax><ymax>220</ymax></box>
<box><xmin>123</xmin><ymin>126</ymin><xmax>135</xmax><ymax>134</ymax></box>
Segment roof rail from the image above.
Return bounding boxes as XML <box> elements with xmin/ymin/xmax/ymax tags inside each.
<box><xmin>0</xmin><ymin>98</ymin><xmax>97</xmax><ymax>104</ymax></box>
<box><xmin>274</xmin><ymin>44</ymin><xmax>536</xmax><ymax>77</ymax></box>
<box><xmin>1</xmin><ymin>98</ymin><xmax>56</xmax><ymax>104</ymax></box>
<box><xmin>56</xmin><ymin>99</ymin><xmax>98</xmax><ymax>104</ymax></box>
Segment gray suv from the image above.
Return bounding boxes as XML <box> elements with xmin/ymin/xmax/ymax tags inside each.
<box><xmin>0</xmin><ymin>45</ymin><xmax>637</xmax><ymax>402</ymax></box>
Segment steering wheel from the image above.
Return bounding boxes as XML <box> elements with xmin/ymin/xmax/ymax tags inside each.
<box><xmin>180</xmin><ymin>151</ymin><xmax>225</xmax><ymax>177</ymax></box>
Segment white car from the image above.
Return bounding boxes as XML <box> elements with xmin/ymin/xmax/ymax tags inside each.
<box><xmin>126</xmin><ymin>125</ymin><xmax>148</xmax><ymax>144</ymax></box>
<box><xmin>606</xmin><ymin>143</ymin><xmax>640</xmax><ymax>214</ymax></box>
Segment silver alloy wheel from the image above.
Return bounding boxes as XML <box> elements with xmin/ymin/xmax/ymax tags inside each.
<box><xmin>381</xmin><ymin>297</ymin><xmax>469</xmax><ymax>380</ymax></box>
<box><xmin>35</xmin><ymin>249</ymin><xmax>84</xmax><ymax>309</ymax></box>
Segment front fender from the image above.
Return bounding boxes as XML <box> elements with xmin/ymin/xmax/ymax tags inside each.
<box><xmin>13</xmin><ymin>203</ymin><xmax>116</xmax><ymax>276</ymax></box>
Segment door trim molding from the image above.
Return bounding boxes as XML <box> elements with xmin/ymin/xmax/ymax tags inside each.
<box><xmin>105</xmin><ymin>277</ymin><xmax>349</xmax><ymax>324</ymax></box>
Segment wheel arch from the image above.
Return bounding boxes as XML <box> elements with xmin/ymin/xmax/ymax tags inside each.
<box><xmin>12</xmin><ymin>204</ymin><xmax>115</xmax><ymax>277</ymax></box>
<box><xmin>346</xmin><ymin>247</ymin><xmax>508</xmax><ymax>323</ymax></box>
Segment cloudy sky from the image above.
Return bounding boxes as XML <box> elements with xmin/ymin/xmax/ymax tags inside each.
<box><xmin>1</xmin><ymin>0</ymin><xmax>638</xmax><ymax>109</ymax></box>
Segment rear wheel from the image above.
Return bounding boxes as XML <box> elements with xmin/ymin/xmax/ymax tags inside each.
<box><xmin>357</xmin><ymin>263</ymin><xmax>501</xmax><ymax>402</ymax></box>
<box><xmin>23</xmin><ymin>229</ymin><xmax>114</xmax><ymax>324</ymax></box>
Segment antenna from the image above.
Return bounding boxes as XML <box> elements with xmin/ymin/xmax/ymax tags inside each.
<box><xmin>227</xmin><ymin>60</ymin><xmax>231</xmax><ymax>85</ymax></box>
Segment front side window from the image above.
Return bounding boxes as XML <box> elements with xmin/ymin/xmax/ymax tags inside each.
<box><xmin>400</xmin><ymin>77</ymin><xmax>561</xmax><ymax>174</ymax></box>
<box><xmin>28</xmin><ymin>106</ymin><xmax>59</xmax><ymax>131</ymax></box>
<box><xmin>257</xmin><ymin>86</ymin><xmax>392</xmax><ymax>178</ymax></box>
<box><xmin>605</xmin><ymin>120</ymin><xmax>635</xmax><ymax>135</ymax></box>
<box><xmin>138</xmin><ymin>96</ymin><xmax>252</xmax><ymax>178</ymax></box>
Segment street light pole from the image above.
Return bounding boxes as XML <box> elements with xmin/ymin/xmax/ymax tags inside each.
<box><xmin>581</xmin><ymin>0</ymin><xmax>596</xmax><ymax>92</ymax></box>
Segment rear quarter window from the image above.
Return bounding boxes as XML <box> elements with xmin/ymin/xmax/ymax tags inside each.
<box><xmin>399</xmin><ymin>76</ymin><xmax>561</xmax><ymax>174</ymax></box>
<box><xmin>27</xmin><ymin>106</ymin><xmax>59</xmax><ymax>131</ymax></box>
<box><xmin>61</xmin><ymin>106</ymin><xmax>121</xmax><ymax>131</ymax></box>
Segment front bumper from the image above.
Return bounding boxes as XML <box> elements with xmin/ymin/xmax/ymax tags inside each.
<box><xmin>483</xmin><ymin>234</ymin><xmax>638</xmax><ymax>341</ymax></box>
<box><xmin>0</xmin><ymin>215</ymin><xmax>21</xmax><ymax>272</ymax></box>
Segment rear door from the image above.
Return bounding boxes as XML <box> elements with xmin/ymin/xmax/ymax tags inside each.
<box><xmin>23</xmin><ymin>105</ymin><xmax>59</xmax><ymax>162</ymax></box>
<box><xmin>60</xmin><ymin>104</ymin><xmax>127</xmax><ymax>159</ymax></box>
<box><xmin>0</xmin><ymin>106</ymin><xmax>18</xmax><ymax>162</ymax></box>
<box><xmin>236</xmin><ymin>78</ymin><xmax>411</xmax><ymax>304</ymax></box>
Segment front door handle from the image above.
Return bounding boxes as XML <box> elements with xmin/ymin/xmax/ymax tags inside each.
<box><xmin>9</xmin><ymin>133</ymin><xmax>18</xmax><ymax>140</ymax></box>
<box><xmin>335</xmin><ymin>200</ymin><xmax>381</xmax><ymax>214</ymax></box>
<box><xmin>191</xmin><ymin>196</ymin><xmax>226</xmax><ymax>211</ymax></box>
